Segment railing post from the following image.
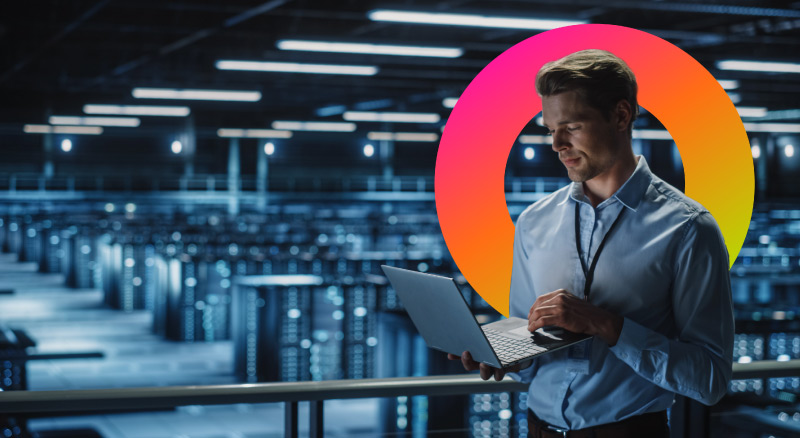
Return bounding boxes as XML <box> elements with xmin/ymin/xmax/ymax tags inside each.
<box><xmin>310</xmin><ymin>400</ymin><xmax>323</xmax><ymax>438</ymax></box>
<box><xmin>284</xmin><ymin>401</ymin><xmax>298</xmax><ymax>438</ymax></box>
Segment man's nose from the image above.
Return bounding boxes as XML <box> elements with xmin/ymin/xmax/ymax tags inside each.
<box><xmin>551</xmin><ymin>130</ymin><xmax>569</xmax><ymax>152</ymax></box>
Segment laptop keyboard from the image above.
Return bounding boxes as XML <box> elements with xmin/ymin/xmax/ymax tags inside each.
<box><xmin>483</xmin><ymin>328</ymin><xmax>547</xmax><ymax>365</ymax></box>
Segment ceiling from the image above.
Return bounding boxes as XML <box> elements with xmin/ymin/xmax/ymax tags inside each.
<box><xmin>1</xmin><ymin>0</ymin><xmax>799</xmax><ymax>176</ymax></box>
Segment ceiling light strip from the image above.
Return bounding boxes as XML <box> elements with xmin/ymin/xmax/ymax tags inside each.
<box><xmin>343</xmin><ymin>111</ymin><xmax>440</xmax><ymax>123</ymax></box>
<box><xmin>23</xmin><ymin>125</ymin><xmax>103</xmax><ymax>135</ymax></box>
<box><xmin>216</xmin><ymin>60</ymin><xmax>378</xmax><ymax>76</ymax></box>
<box><xmin>217</xmin><ymin>129</ymin><xmax>293</xmax><ymax>138</ymax></box>
<box><xmin>368</xmin><ymin>9</ymin><xmax>585</xmax><ymax>30</ymax></box>
<box><xmin>716</xmin><ymin>60</ymin><xmax>800</xmax><ymax>74</ymax></box>
<box><xmin>271</xmin><ymin>121</ymin><xmax>357</xmax><ymax>132</ymax></box>
<box><xmin>132</xmin><ymin>88</ymin><xmax>262</xmax><ymax>101</ymax></box>
<box><xmin>276</xmin><ymin>40</ymin><xmax>463</xmax><ymax>58</ymax></box>
<box><xmin>49</xmin><ymin>116</ymin><xmax>141</xmax><ymax>127</ymax></box>
<box><xmin>367</xmin><ymin>132</ymin><xmax>439</xmax><ymax>142</ymax></box>
<box><xmin>83</xmin><ymin>105</ymin><xmax>191</xmax><ymax>117</ymax></box>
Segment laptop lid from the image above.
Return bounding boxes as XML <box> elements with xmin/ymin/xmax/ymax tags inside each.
<box><xmin>381</xmin><ymin>265</ymin><xmax>500</xmax><ymax>367</ymax></box>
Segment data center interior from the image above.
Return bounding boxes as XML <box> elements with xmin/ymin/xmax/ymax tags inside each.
<box><xmin>1</xmin><ymin>1</ymin><xmax>800</xmax><ymax>437</ymax></box>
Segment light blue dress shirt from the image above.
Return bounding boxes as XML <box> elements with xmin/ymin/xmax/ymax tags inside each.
<box><xmin>508</xmin><ymin>155</ymin><xmax>734</xmax><ymax>430</ymax></box>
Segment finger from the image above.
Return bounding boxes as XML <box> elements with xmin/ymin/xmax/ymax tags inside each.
<box><xmin>479</xmin><ymin>364</ymin><xmax>493</xmax><ymax>380</ymax></box>
<box><xmin>529</xmin><ymin>289</ymin><xmax>568</xmax><ymax>317</ymax></box>
<box><xmin>462</xmin><ymin>351</ymin><xmax>479</xmax><ymax>371</ymax></box>
<box><xmin>529</xmin><ymin>305</ymin><xmax>558</xmax><ymax>331</ymax></box>
<box><xmin>447</xmin><ymin>353</ymin><xmax>460</xmax><ymax>361</ymax></box>
<box><xmin>530</xmin><ymin>314</ymin><xmax>560</xmax><ymax>331</ymax></box>
<box><xmin>494</xmin><ymin>367</ymin><xmax>504</xmax><ymax>381</ymax></box>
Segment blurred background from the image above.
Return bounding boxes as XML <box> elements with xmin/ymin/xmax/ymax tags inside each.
<box><xmin>0</xmin><ymin>1</ymin><xmax>799</xmax><ymax>437</ymax></box>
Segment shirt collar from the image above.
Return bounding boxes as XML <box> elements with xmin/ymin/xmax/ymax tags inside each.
<box><xmin>565</xmin><ymin>155</ymin><xmax>652</xmax><ymax>212</ymax></box>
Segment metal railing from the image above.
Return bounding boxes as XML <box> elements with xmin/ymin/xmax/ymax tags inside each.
<box><xmin>0</xmin><ymin>374</ymin><xmax>527</xmax><ymax>438</ymax></box>
<box><xmin>1</xmin><ymin>360</ymin><xmax>795</xmax><ymax>437</ymax></box>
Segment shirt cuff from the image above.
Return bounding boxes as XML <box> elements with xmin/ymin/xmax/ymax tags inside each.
<box><xmin>506</xmin><ymin>359</ymin><xmax>536</xmax><ymax>384</ymax></box>
<box><xmin>609</xmin><ymin>317</ymin><xmax>648</xmax><ymax>371</ymax></box>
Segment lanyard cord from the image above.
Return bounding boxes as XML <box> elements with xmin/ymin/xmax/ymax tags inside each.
<box><xmin>574</xmin><ymin>202</ymin><xmax>626</xmax><ymax>301</ymax></box>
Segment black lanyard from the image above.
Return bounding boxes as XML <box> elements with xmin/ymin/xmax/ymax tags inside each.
<box><xmin>574</xmin><ymin>202</ymin><xmax>626</xmax><ymax>301</ymax></box>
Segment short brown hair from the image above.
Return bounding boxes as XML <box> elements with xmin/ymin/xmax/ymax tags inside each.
<box><xmin>535</xmin><ymin>49</ymin><xmax>639</xmax><ymax>133</ymax></box>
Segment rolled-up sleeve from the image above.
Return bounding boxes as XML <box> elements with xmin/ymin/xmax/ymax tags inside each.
<box><xmin>609</xmin><ymin>212</ymin><xmax>734</xmax><ymax>405</ymax></box>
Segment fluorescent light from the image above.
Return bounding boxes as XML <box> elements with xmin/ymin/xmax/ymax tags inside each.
<box><xmin>276</xmin><ymin>39</ymin><xmax>463</xmax><ymax>58</ymax></box>
<box><xmin>736</xmin><ymin>106</ymin><xmax>768</xmax><ymax>118</ymax></box>
<box><xmin>171</xmin><ymin>141</ymin><xmax>182</xmax><ymax>154</ymax></box>
<box><xmin>518</xmin><ymin>135</ymin><xmax>549</xmax><ymax>144</ymax></box>
<box><xmin>363</xmin><ymin>144</ymin><xmax>375</xmax><ymax>157</ymax></box>
<box><xmin>368</xmin><ymin>9</ymin><xmax>585</xmax><ymax>30</ymax></box>
<box><xmin>786</xmin><ymin>144</ymin><xmax>795</xmax><ymax>158</ymax></box>
<box><xmin>633</xmin><ymin>129</ymin><xmax>673</xmax><ymax>140</ymax></box>
<box><xmin>717</xmin><ymin>79</ymin><xmax>739</xmax><ymax>90</ymax></box>
<box><xmin>61</xmin><ymin>139</ymin><xmax>73</xmax><ymax>152</ymax></box>
<box><xmin>216</xmin><ymin>128</ymin><xmax>293</xmax><ymax>138</ymax></box>
<box><xmin>264</xmin><ymin>142</ymin><xmax>275</xmax><ymax>155</ymax></box>
<box><xmin>367</xmin><ymin>132</ymin><xmax>439</xmax><ymax>142</ymax></box>
<box><xmin>271</xmin><ymin>121</ymin><xmax>356</xmax><ymax>132</ymax></box>
<box><xmin>717</xmin><ymin>60</ymin><xmax>800</xmax><ymax>74</ymax></box>
<box><xmin>727</xmin><ymin>92</ymin><xmax>742</xmax><ymax>104</ymax></box>
<box><xmin>343</xmin><ymin>111</ymin><xmax>440</xmax><ymax>123</ymax></box>
<box><xmin>23</xmin><ymin>124</ymin><xmax>103</xmax><ymax>135</ymax></box>
<box><xmin>751</xmin><ymin>109</ymin><xmax>800</xmax><ymax>122</ymax></box>
<box><xmin>744</xmin><ymin>122</ymin><xmax>800</xmax><ymax>133</ymax></box>
<box><xmin>442</xmin><ymin>98</ymin><xmax>458</xmax><ymax>108</ymax></box>
<box><xmin>215</xmin><ymin>60</ymin><xmax>378</xmax><ymax>76</ymax></box>
<box><xmin>132</xmin><ymin>88</ymin><xmax>262</xmax><ymax>102</ymax></box>
<box><xmin>49</xmin><ymin>116</ymin><xmax>140</xmax><ymax>127</ymax></box>
<box><xmin>83</xmin><ymin>104</ymin><xmax>190</xmax><ymax>117</ymax></box>
<box><xmin>751</xmin><ymin>145</ymin><xmax>761</xmax><ymax>159</ymax></box>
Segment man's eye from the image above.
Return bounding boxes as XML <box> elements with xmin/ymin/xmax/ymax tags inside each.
<box><xmin>567</xmin><ymin>126</ymin><xmax>580</xmax><ymax>132</ymax></box>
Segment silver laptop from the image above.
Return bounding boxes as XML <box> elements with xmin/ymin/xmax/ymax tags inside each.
<box><xmin>381</xmin><ymin>265</ymin><xmax>591</xmax><ymax>369</ymax></box>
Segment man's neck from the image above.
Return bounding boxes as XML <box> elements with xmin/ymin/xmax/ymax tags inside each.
<box><xmin>583</xmin><ymin>153</ymin><xmax>638</xmax><ymax>208</ymax></box>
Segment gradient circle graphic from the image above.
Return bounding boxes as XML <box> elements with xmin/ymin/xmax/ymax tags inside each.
<box><xmin>435</xmin><ymin>24</ymin><xmax>754</xmax><ymax>317</ymax></box>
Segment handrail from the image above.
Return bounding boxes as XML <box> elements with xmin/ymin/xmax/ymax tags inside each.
<box><xmin>731</xmin><ymin>358</ymin><xmax>800</xmax><ymax>379</ymax></box>
<box><xmin>2</xmin><ymin>361</ymin><xmax>800</xmax><ymax>438</ymax></box>
<box><xmin>1</xmin><ymin>360</ymin><xmax>799</xmax><ymax>414</ymax></box>
<box><xmin>0</xmin><ymin>374</ymin><xmax>527</xmax><ymax>414</ymax></box>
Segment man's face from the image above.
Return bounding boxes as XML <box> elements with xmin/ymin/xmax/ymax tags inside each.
<box><xmin>541</xmin><ymin>90</ymin><xmax>620</xmax><ymax>183</ymax></box>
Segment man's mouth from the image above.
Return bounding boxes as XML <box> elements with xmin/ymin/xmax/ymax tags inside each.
<box><xmin>562</xmin><ymin>156</ymin><xmax>580</xmax><ymax>167</ymax></box>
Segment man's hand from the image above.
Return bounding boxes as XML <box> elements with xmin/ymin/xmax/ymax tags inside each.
<box><xmin>528</xmin><ymin>289</ymin><xmax>624</xmax><ymax>346</ymax></box>
<box><xmin>447</xmin><ymin>351</ymin><xmax>529</xmax><ymax>381</ymax></box>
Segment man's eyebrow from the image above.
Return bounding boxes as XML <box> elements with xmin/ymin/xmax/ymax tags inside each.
<box><xmin>542</xmin><ymin>119</ymin><xmax>581</xmax><ymax>129</ymax></box>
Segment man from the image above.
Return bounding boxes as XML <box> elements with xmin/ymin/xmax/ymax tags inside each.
<box><xmin>449</xmin><ymin>49</ymin><xmax>733</xmax><ymax>437</ymax></box>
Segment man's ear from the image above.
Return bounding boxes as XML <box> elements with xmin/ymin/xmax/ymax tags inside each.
<box><xmin>614</xmin><ymin>99</ymin><xmax>632</xmax><ymax>133</ymax></box>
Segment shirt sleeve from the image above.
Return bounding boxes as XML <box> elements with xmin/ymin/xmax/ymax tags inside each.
<box><xmin>506</xmin><ymin>211</ymin><xmax>539</xmax><ymax>383</ymax></box>
<box><xmin>609</xmin><ymin>211</ymin><xmax>734</xmax><ymax>406</ymax></box>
